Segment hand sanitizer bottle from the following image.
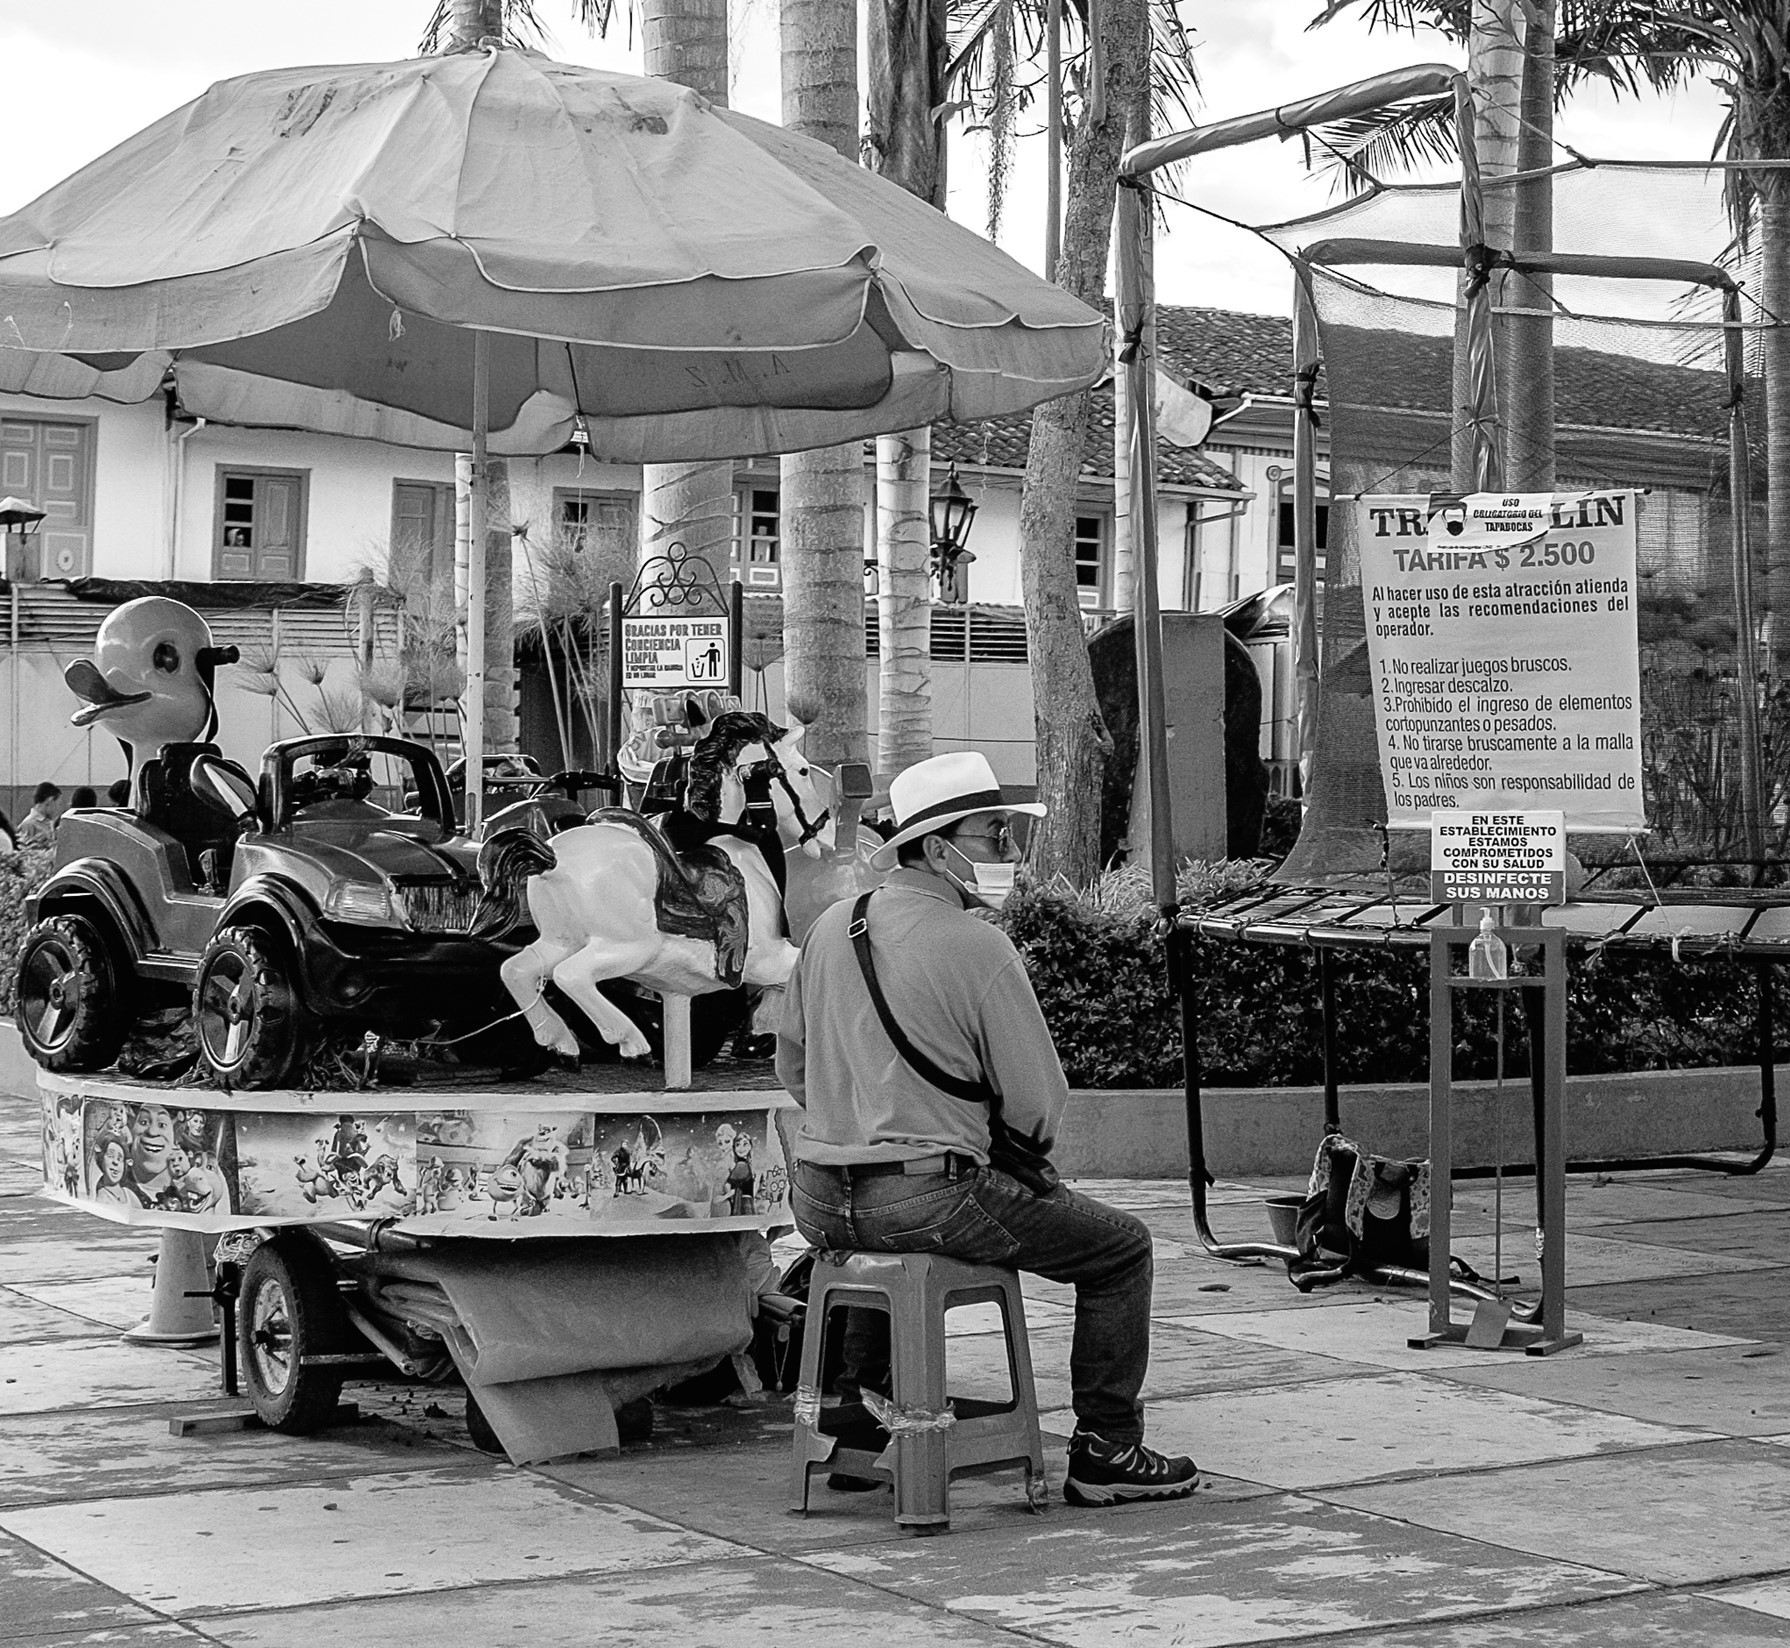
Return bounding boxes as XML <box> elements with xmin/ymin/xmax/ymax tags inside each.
<box><xmin>1468</xmin><ymin>909</ymin><xmax>1508</xmax><ymax>980</ymax></box>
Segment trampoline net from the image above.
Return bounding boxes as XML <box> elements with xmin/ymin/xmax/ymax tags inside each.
<box><xmin>1239</xmin><ymin>161</ymin><xmax>1774</xmax><ymax>884</ymax></box>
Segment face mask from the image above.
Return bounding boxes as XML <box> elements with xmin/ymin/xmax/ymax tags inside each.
<box><xmin>941</xmin><ymin>844</ymin><xmax>1018</xmax><ymax>910</ymax></box>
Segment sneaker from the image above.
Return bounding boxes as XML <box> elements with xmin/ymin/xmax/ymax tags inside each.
<box><xmin>1062</xmin><ymin>1432</ymin><xmax>1199</xmax><ymax>1507</ymax></box>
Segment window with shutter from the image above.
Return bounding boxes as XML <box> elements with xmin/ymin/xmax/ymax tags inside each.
<box><xmin>730</xmin><ymin>485</ymin><xmax>781</xmax><ymax>589</ymax></box>
<box><xmin>214</xmin><ymin>467</ymin><xmax>308</xmax><ymax>580</ymax></box>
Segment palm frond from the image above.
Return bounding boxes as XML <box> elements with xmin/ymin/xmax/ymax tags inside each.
<box><xmin>1308</xmin><ymin>0</ymin><xmax>1471</xmax><ymax>42</ymax></box>
<box><xmin>1307</xmin><ymin>94</ymin><xmax>1459</xmax><ymax>195</ymax></box>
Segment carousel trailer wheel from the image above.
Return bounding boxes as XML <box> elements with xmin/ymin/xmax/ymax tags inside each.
<box><xmin>463</xmin><ymin>1391</ymin><xmax>506</xmax><ymax>1455</ymax></box>
<box><xmin>236</xmin><ymin>1234</ymin><xmax>348</xmax><ymax>1433</ymax></box>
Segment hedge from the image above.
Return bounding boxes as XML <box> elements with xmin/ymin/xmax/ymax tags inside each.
<box><xmin>0</xmin><ymin>844</ymin><xmax>1760</xmax><ymax>1093</ymax></box>
<box><xmin>998</xmin><ymin>863</ymin><xmax>1761</xmax><ymax>1090</ymax></box>
<box><xmin>0</xmin><ymin>849</ymin><xmax>54</xmax><ymax>1018</ymax></box>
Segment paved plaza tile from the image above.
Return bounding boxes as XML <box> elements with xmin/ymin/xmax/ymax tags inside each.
<box><xmin>1451</xmin><ymin>1227</ymin><xmax>1780</xmax><ymax>1286</ymax></box>
<box><xmin>0</xmin><ymin>1467</ymin><xmax>750</xmax><ymax>1614</ymax></box>
<box><xmin>0</xmin><ymin>1525</ymin><xmax>155</xmax><ymax>1638</ymax></box>
<box><xmin>0</xmin><ymin>1285</ymin><xmax>117</xmax><ymax>1345</ymax></box>
<box><xmin>542</xmin><ymin>1436</ymin><xmax>1070</xmax><ymax>1553</ymax></box>
<box><xmin>1167</xmin><ymin>1298</ymin><xmax>1749</xmax><ymax>1374</ymax></box>
<box><xmin>1436</xmin><ymin>1341</ymin><xmax>1790</xmax><ymax>1435</ymax></box>
<box><xmin>1591</xmin><ymin>1209</ymin><xmax>1790</xmax><ymax>1263</ymax></box>
<box><xmin>199</xmin><ymin>1560</ymin><xmax>1023</xmax><ymax>1648</ymax></box>
<box><xmin>0</xmin><ymin>1340</ymin><xmax>220</xmax><ymax>1416</ymax></box>
<box><xmin>12</xmin><ymin>1277</ymin><xmax>159</xmax><ymax>1333</ymax></box>
<box><xmin>1320</xmin><ymin>1591</ymin><xmax>1790</xmax><ymax>1645</ymax></box>
<box><xmin>0</xmin><ymin>1232</ymin><xmax>161</xmax><ymax>1287</ymax></box>
<box><xmin>0</xmin><ymin>1408</ymin><xmax>459</xmax><ymax>1509</ymax></box>
<box><xmin>1569</xmin><ymin>1272</ymin><xmax>1790</xmax><ymax>1341</ymax></box>
<box><xmin>800</xmin><ymin>1492</ymin><xmax>1640</xmax><ymax>1648</ymax></box>
<box><xmin>1058</xmin><ymin>1369</ymin><xmax>1707</xmax><ymax>1493</ymax></box>
<box><xmin>1324</xmin><ymin>1438</ymin><xmax>1790</xmax><ymax>1585</ymax></box>
<box><xmin>948</xmin><ymin>1317</ymin><xmax>1371</xmax><ymax>1414</ymax></box>
<box><xmin>1712</xmin><ymin>1578</ymin><xmax>1790</xmax><ymax>1627</ymax></box>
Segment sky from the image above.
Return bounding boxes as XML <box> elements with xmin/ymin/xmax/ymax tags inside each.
<box><xmin>0</xmin><ymin>0</ymin><xmax>1732</xmax><ymax>318</ymax></box>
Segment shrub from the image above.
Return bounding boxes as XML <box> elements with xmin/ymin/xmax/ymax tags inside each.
<box><xmin>1000</xmin><ymin>864</ymin><xmax>1764</xmax><ymax>1090</ymax></box>
<box><xmin>0</xmin><ymin>848</ymin><xmax>55</xmax><ymax>1016</ymax></box>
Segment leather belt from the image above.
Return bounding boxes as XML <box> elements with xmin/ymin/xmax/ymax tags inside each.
<box><xmin>807</xmin><ymin>1153</ymin><xmax>977</xmax><ymax>1180</ymax></box>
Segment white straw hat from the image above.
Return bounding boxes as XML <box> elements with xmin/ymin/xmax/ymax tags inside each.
<box><xmin>870</xmin><ymin>751</ymin><xmax>1046</xmax><ymax>871</ymax></box>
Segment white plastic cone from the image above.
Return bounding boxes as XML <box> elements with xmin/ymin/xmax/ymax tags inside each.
<box><xmin>122</xmin><ymin>1229</ymin><xmax>220</xmax><ymax>1346</ymax></box>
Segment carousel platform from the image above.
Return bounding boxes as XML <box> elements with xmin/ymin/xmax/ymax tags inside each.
<box><xmin>30</xmin><ymin>1053</ymin><xmax>793</xmax><ymax>1241</ymax></box>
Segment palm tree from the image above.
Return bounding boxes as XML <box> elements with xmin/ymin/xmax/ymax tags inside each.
<box><xmin>867</xmin><ymin>0</ymin><xmax>950</xmax><ymax>779</ymax></box>
<box><xmin>1015</xmin><ymin>0</ymin><xmax>1151</xmax><ymax>883</ymax></box>
<box><xmin>639</xmin><ymin>0</ymin><xmax>736</xmax><ymax>610</ymax></box>
<box><xmin>945</xmin><ymin>0</ymin><xmax>1195</xmax><ymax>883</ymax></box>
<box><xmin>779</xmin><ymin>0</ymin><xmax>871</xmax><ymax>770</ymax></box>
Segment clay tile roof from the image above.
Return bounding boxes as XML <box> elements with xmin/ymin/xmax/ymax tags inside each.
<box><xmin>1153</xmin><ymin>304</ymin><xmax>1739</xmax><ymax>440</ymax></box>
<box><xmin>932</xmin><ymin>381</ymin><xmax>1243</xmax><ymax>492</ymax></box>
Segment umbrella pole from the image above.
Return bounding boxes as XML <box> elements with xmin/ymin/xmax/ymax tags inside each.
<box><xmin>464</xmin><ymin>329</ymin><xmax>489</xmax><ymax>833</ymax></box>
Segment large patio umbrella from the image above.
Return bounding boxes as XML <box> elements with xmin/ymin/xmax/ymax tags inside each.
<box><xmin>0</xmin><ymin>44</ymin><xmax>1103</xmax><ymax>813</ymax></box>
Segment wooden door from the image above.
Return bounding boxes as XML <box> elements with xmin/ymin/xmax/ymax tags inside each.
<box><xmin>0</xmin><ymin>417</ymin><xmax>94</xmax><ymax>579</ymax></box>
<box><xmin>392</xmin><ymin>480</ymin><xmax>454</xmax><ymax>587</ymax></box>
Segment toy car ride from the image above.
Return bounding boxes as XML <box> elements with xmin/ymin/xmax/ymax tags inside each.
<box><xmin>19</xmin><ymin>734</ymin><xmax>538</xmax><ymax>1088</ymax></box>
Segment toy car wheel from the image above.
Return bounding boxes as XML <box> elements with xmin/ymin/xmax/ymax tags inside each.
<box><xmin>16</xmin><ymin>914</ymin><xmax>131</xmax><ymax>1072</ymax></box>
<box><xmin>194</xmin><ymin>925</ymin><xmax>315</xmax><ymax>1089</ymax></box>
<box><xmin>237</xmin><ymin>1234</ymin><xmax>348</xmax><ymax>1434</ymax></box>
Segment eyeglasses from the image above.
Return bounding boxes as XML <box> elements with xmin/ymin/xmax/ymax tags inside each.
<box><xmin>950</xmin><ymin>820</ymin><xmax>1016</xmax><ymax>856</ymax></box>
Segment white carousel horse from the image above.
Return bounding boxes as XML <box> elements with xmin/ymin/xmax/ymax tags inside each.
<box><xmin>481</xmin><ymin>712</ymin><xmax>829</xmax><ymax>1061</ymax></box>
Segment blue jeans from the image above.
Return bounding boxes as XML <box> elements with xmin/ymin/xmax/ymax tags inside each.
<box><xmin>792</xmin><ymin>1160</ymin><xmax>1154</xmax><ymax>1443</ymax></box>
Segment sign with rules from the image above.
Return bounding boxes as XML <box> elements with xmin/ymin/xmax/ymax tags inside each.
<box><xmin>1358</xmin><ymin>489</ymin><xmax>1644</xmax><ymax>831</ymax></box>
<box><xmin>1432</xmin><ymin>810</ymin><xmax>1565</xmax><ymax>904</ymax></box>
<box><xmin>621</xmin><ymin>615</ymin><xmax>730</xmax><ymax>689</ymax></box>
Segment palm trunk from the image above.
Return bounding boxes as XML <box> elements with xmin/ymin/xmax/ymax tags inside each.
<box><xmin>875</xmin><ymin>429</ymin><xmax>934</xmax><ymax>773</ymax></box>
<box><xmin>1453</xmin><ymin>0</ymin><xmax>1523</xmax><ymax>491</ymax></box>
<box><xmin>1504</xmin><ymin>0</ymin><xmax>1555</xmax><ymax>493</ymax></box>
<box><xmin>480</xmin><ymin>460</ymin><xmax>518</xmax><ymax>751</ymax></box>
<box><xmin>641</xmin><ymin>0</ymin><xmax>735</xmax><ymax>609</ymax></box>
<box><xmin>1763</xmin><ymin>189</ymin><xmax>1790</xmax><ymax>680</ymax></box>
<box><xmin>780</xmin><ymin>0</ymin><xmax>868</xmax><ymax>767</ymax></box>
<box><xmin>1020</xmin><ymin>0</ymin><xmax>1146</xmax><ymax>883</ymax></box>
<box><xmin>867</xmin><ymin>0</ymin><xmax>948</xmax><ymax>778</ymax></box>
<box><xmin>448</xmin><ymin>0</ymin><xmax>514</xmax><ymax>764</ymax></box>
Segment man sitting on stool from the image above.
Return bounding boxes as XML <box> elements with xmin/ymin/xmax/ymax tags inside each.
<box><xmin>776</xmin><ymin>750</ymin><xmax>1198</xmax><ymax>1507</ymax></box>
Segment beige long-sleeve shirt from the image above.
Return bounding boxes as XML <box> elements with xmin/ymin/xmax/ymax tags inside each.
<box><xmin>776</xmin><ymin>866</ymin><xmax>1069</xmax><ymax>1165</ymax></box>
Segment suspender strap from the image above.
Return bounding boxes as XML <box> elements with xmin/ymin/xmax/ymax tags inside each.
<box><xmin>847</xmin><ymin>891</ymin><xmax>997</xmax><ymax>1107</ymax></box>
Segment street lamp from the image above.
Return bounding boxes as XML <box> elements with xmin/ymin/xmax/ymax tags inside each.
<box><xmin>929</xmin><ymin>465</ymin><xmax>979</xmax><ymax>605</ymax></box>
<box><xmin>0</xmin><ymin>496</ymin><xmax>46</xmax><ymax>581</ymax></box>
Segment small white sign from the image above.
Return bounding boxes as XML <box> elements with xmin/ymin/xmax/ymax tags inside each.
<box><xmin>1432</xmin><ymin>809</ymin><xmax>1566</xmax><ymax>905</ymax></box>
<box><xmin>621</xmin><ymin>616</ymin><xmax>730</xmax><ymax>689</ymax></box>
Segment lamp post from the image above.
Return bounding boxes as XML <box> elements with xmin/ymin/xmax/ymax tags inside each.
<box><xmin>929</xmin><ymin>465</ymin><xmax>979</xmax><ymax>605</ymax></box>
<box><xmin>0</xmin><ymin>496</ymin><xmax>47</xmax><ymax>581</ymax></box>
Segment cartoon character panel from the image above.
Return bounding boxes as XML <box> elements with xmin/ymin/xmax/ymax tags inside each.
<box><xmin>582</xmin><ymin>1110</ymin><xmax>789</xmax><ymax>1228</ymax></box>
<box><xmin>233</xmin><ymin>1110</ymin><xmax>417</xmax><ymax>1220</ymax></box>
<box><xmin>408</xmin><ymin>1111</ymin><xmax>595</xmax><ymax>1226</ymax></box>
<box><xmin>398</xmin><ymin>1108</ymin><xmax>788</xmax><ymax>1232</ymax></box>
<box><xmin>42</xmin><ymin>1093</ymin><xmax>240</xmax><ymax>1219</ymax></box>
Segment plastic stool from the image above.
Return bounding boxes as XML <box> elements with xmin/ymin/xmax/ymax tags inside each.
<box><xmin>789</xmin><ymin>1251</ymin><xmax>1047</xmax><ymax>1532</ymax></box>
